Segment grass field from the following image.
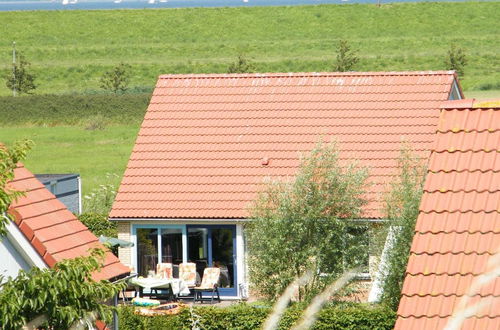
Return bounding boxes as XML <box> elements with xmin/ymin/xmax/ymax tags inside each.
<box><xmin>0</xmin><ymin>2</ymin><xmax>499</xmax><ymax>95</ymax></box>
<box><xmin>0</xmin><ymin>125</ymin><xmax>139</xmax><ymax>196</ymax></box>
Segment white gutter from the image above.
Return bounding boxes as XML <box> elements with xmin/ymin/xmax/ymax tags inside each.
<box><xmin>109</xmin><ymin>217</ymin><xmax>250</xmax><ymax>223</ymax></box>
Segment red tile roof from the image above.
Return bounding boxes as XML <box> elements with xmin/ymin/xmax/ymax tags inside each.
<box><xmin>8</xmin><ymin>164</ymin><xmax>130</xmax><ymax>281</ymax></box>
<box><xmin>110</xmin><ymin>71</ymin><xmax>460</xmax><ymax>219</ymax></box>
<box><xmin>395</xmin><ymin>99</ymin><xmax>500</xmax><ymax>330</ymax></box>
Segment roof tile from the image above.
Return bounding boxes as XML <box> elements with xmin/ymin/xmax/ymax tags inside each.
<box><xmin>8</xmin><ymin>164</ymin><xmax>129</xmax><ymax>281</ymax></box>
<box><xmin>111</xmin><ymin>71</ymin><xmax>457</xmax><ymax>219</ymax></box>
<box><xmin>396</xmin><ymin>102</ymin><xmax>500</xmax><ymax>329</ymax></box>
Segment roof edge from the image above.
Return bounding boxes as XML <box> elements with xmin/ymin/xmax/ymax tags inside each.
<box><xmin>158</xmin><ymin>70</ymin><xmax>457</xmax><ymax>79</ymax></box>
<box><xmin>441</xmin><ymin>98</ymin><xmax>500</xmax><ymax>109</ymax></box>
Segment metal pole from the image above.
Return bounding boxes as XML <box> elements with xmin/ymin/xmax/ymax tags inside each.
<box><xmin>12</xmin><ymin>41</ymin><xmax>16</xmax><ymax>97</ymax></box>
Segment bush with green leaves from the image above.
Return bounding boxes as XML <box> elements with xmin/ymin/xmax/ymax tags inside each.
<box><xmin>5</xmin><ymin>52</ymin><xmax>37</xmax><ymax>95</ymax></box>
<box><xmin>0</xmin><ymin>139</ymin><xmax>33</xmax><ymax>236</ymax></box>
<box><xmin>79</xmin><ymin>212</ymin><xmax>117</xmax><ymax>238</ymax></box>
<box><xmin>444</xmin><ymin>43</ymin><xmax>467</xmax><ymax>77</ymax></box>
<box><xmin>227</xmin><ymin>54</ymin><xmax>255</xmax><ymax>73</ymax></box>
<box><xmin>246</xmin><ymin>142</ymin><xmax>369</xmax><ymax>301</ymax></box>
<box><xmin>379</xmin><ymin>145</ymin><xmax>426</xmax><ymax>310</ymax></box>
<box><xmin>100</xmin><ymin>62</ymin><xmax>132</xmax><ymax>94</ymax></box>
<box><xmin>0</xmin><ymin>248</ymin><xmax>125</xmax><ymax>329</ymax></box>
<box><xmin>118</xmin><ymin>302</ymin><xmax>396</xmax><ymax>330</ymax></box>
<box><xmin>333</xmin><ymin>40</ymin><xmax>359</xmax><ymax>72</ymax></box>
<box><xmin>83</xmin><ymin>173</ymin><xmax>119</xmax><ymax>214</ymax></box>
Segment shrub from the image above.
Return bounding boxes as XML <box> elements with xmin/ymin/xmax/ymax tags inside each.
<box><xmin>100</xmin><ymin>63</ymin><xmax>132</xmax><ymax>94</ymax></box>
<box><xmin>378</xmin><ymin>145</ymin><xmax>426</xmax><ymax>310</ymax></box>
<box><xmin>117</xmin><ymin>303</ymin><xmax>396</xmax><ymax>330</ymax></box>
<box><xmin>247</xmin><ymin>142</ymin><xmax>369</xmax><ymax>301</ymax></box>
<box><xmin>5</xmin><ymin>51</ymin><xmax>36</xmax><ymax>95</ymax></box>
<box><xmin>0</xmin><ymin>93</ymin><xmax>150</xmax><ymax>126</ymax></box>
<box><xmin>0</xmin><ymin>249</ymin><xmax>124</xmax><ymax>329</ymax></box>
<box><xmin>333</xmin><ymin>40</ymin><xmax>359</xmax><ymax>72</ymax></box>
<box><xmin>0</xmin><ymin>139</ymin><xmax>33</xmax><ymax>236</ymax></box>
<box><xmin>227</xmin><ymin>54</ymin><xmax>255</xmax><ymax>73</ymax></box>
<box><xmin>83</xmin><ymin>173</ymin><xmax>119</xmax><ymax>214</ymax></box>
<box><xmin>444</xmin><ymin>43</ymin><xmax>467</xmax><ymax>77</ymax></box>
<box><xmin>78</xmin><ymin>212</ymin><xmax>117</xmax><ymax>238</ymax></box>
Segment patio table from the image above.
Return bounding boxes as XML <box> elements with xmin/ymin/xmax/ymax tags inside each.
<box><xmin>129</xmin><ymin>277</ymin><xmax>191</xmax><ymax>298</ymax></box>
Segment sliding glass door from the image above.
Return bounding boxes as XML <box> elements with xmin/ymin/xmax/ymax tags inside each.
<box><xmin>133</xmin><ymin>224</ymin><xmax>238</xmax><ymax>296</ymax></box>
<box><xmin>187</xmin><ymin>225</ymin><xmax>237</xmax><ymax>296</ymax></box>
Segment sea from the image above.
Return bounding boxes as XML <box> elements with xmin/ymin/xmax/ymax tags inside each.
<box><xmin>0</xmin><ymin>0</ymin><xmax>475</xmax><ymax>12</ymax></box>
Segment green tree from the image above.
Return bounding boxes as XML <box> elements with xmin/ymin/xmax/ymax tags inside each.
<box><xmin>227</xmin><ymin>54</ymin><xmax>255</xmax><ymax>74</ymax></box>
<box><xmin>334</xmin><ymin>40</ymin><xmax>359</xmax><ymax>72</ymax></box>
<box><xmin>246</xmin><ymin>141</ymin><xmax>369</xmax><ymax>301</ymax></box>
<box><xmin>5</xmin><ymin>52</ymin><xmax>36</xmax><ymax>95</ymax></box>
<box><xmin>444</xmin><ymin>43</ymin><xmax>467</xmax><ymax>77</ymax></box>
<box><xmin>0</xmin><ymin>248</ymin><xmax>124</xmax><ymax>329</ymax></box>
<box><xmin>100</xmin><ymin>63</ymin><xmax>131</xmax><ymax>93</ymax></box>
<box><xmin>0</xmin><ymin>139</ymin><xmax>33</xmax><ymax>236</ymax></box>
<box><xmin>379</xmin><ymin>145</ymin><xmax>426</xmax><ymax>310</ymax></box>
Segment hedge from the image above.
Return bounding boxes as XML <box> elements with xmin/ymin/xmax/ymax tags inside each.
<box><xmin>118</xmin><ymin>303</ymin><xmax>396</xmax><ymax>330</ymax></box>
<box><xmin>0</xmin><ymin>93</ymin><xmax>150</xmax><ymax>126</ymax></box>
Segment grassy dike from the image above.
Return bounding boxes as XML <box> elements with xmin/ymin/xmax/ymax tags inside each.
<box><xmin>0</xmin><ymin>2</ymin><xmax>498</xmax><ymax>95</ymax></box>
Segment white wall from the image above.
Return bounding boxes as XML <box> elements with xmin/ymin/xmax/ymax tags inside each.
<box><xmin>0</xmin><ymin>236</ymin><xmax>32</xmax><ymax>281</ymax></box>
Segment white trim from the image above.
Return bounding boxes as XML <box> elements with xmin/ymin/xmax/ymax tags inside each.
<box><xmin>236</xmin><ymin>224</ymin><xmax>246</xmax><ymax>299</ymax></box>
<box><xmin>110</xmin><ymin>217</ymin><xmax>249</xmax><ymax>223</ymax></box>
<box><xmin>3</xmin><ymin>216</ymin><xmax>47</xmax><ymax>269</ymax></box>
<box><xmin>77</xmin><ymin>176</ymin><xmax>82</xmax><ymax>215</ymax></box>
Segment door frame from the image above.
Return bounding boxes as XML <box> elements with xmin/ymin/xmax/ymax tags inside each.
<box><xmin>187</xmin><ymin>224</ymin><xmax>238</xmax><ymax>297</ymax></box>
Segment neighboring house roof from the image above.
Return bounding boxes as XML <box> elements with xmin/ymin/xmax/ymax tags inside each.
<box><xmin>395</xmin><ymin>99</ymin><xmax>500</xmax><ymax>329</ymax></box>
<box><xmin>110</xmin><ymin>71</ymin><xmax>461</xmax><ymax>220</ymax></box>
<box><xmin>7</xmin><ymin>164</ymin><xmax>130</xmax><ymax>281</ymax></box>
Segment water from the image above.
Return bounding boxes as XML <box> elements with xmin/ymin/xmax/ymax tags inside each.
<box><xmin>0</xmin><ymin>0</ymin><xmax>472</xmax><ymax>12</ymax></box>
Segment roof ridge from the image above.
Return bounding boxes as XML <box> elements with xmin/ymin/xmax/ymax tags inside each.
<box><xmin>158</xmin><ymin>71</ymin><xmax>456</xmax><ymax>79</ymax></box>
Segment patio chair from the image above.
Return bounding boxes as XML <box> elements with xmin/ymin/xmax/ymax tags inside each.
<box><xmin>152</xmin><ymin>263</ymin><xmax>174</xmax><ymax>300</ymax></box>
<box><xmin>156</xmin><ymin>263</ymin><xmax>173</xmax><ymax>279</ymax></box>
<box><xmin>179</xmin><ymin>262</ymin><xmax>197</xmax><ymax>288</ymax></box>
<box><xmin>193</xmin><ymin>267</ymin><xmax>221</xmax><ymax>304</ymax></box>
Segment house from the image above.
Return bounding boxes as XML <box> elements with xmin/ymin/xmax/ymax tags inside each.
<box><xmin>109</xmin><ymin>71</ymin><xmax>462</xmax><ymax>299</ymax></box>
<box><xmin>35</xmin><ymin>173</ymin><xmax>82</xmax><ymax>214</ymax></box>
<box><xmin>1</xmin><ymin>163</ymin><xmax>130</xmax><ymax>282</ymax></box>
<box><xmin>395</xmin><ymin>99</ymin><xmax>500</xmax><ymax>329</ymax></box>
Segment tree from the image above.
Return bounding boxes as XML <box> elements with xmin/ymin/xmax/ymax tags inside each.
<box><xmin>5</xmin><ymin>52</ymin><xmax>37</xmax><ymax>95</ymax></box>
<box><xmin>444</xmin><ymin>43</ymin><xmax>467</xmax><ymax>77</ymax></box>
<box><xmin>227</xmin><ymin>54</ymin><xmax>255</xmax><ymax>74</ymax></box>
<box><xmin>379</xmin><ymin>145</ymin><xmax>426</xmax><ymax>310</ymax></box>
<box><xmin>333</xmin><ymin>40</ymin><xmax>359</xmax><ymax>72</ymax></box>
<box><xmin>0</xmin><ymin>139</ymin><xmax>33</xmax><ymax>236</ymax></box>
<box><xmin>100</xmin><ymin>63</ymin><xmax>131</xmax><ymax>93</ymax></box>
<box><xmin>246</xmin><ymin>141</ymin><xmax>369</xmax><ymax>301</ymax></box>
<box><xmin>0</xmin><ymin>248</ymin><xmax>124</xmax><ymax>329</ymax></box>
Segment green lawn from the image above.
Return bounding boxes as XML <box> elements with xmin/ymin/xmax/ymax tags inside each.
<box><xmin>0</xmin><ymin>125</ymin><xmax>139</xmax><ymax>196</ymax></box>
<box><xmin>0</xmin><ymin>2</ymin><xmax>499</xmax><ymax>95</ymax></box>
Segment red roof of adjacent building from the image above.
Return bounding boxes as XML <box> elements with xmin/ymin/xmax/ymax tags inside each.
<box><xmin>8</xmin><ymin>164</ymin><xmax>130</xmax><ymax>281</ymax></box>
<box><xmin>110</xmin><ymin>71</ymin><xmax>460</xmax><ymax>220</ymax></box>
<box><xmin>395</xmin><ymin>99</ymin><xmax>500</xmax><ymax>330</ymax></box>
